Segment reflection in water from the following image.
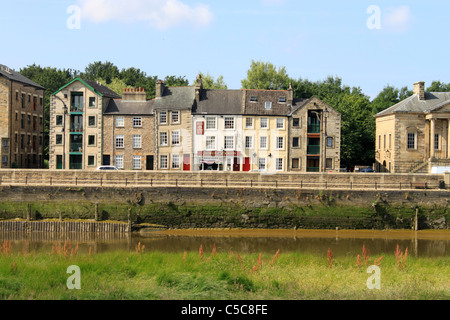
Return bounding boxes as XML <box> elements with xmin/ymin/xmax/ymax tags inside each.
<box><xmin>1</xmin><ymin>230</ymin><xmax>449</xmax><ymax>257</ymax></box>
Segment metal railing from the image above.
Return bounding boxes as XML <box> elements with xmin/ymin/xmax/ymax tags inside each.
<box><xmin>0</xmin><ymin>174</ymin><xmax>444</xmax><ymax>191</ymax></box>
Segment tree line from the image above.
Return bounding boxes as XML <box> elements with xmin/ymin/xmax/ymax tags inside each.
<box><xmin>19</xmin><ymin>60</ymin><xmax>450</xmax><ymax>168</ymax></box>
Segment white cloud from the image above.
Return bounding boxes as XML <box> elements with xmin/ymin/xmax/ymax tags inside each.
<box><xmin>76</xmin><ymin>0</ymin><xmax>214</xmax><ymax>30</ymax></box>
<box><xmin>383</xmin><ymin>6</ymin><xmax>414</xmax><ymax>33</ymax></box>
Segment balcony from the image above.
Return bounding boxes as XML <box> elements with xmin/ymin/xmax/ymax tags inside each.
<box><xmin>307</xmin><ymin>167</ymin><xmax>320</xmax><ymax>172</ymax></box>
<box><xmin>307</xmin><ymin>145</ymin><xmax>320</xmax><ymax>155</ymax></box>
<box><xmin>70</xmin><ymin>142</ymin><xmax>83</xmax><ymax>153</ymax></box>
<box><xmin>307</xmin><ymin>123</ymin><xmax>320</xmax><ymax>134</ymax></box>
<box><xmin>70</xmin><ymin>124</ymin><xmax>83</xmax><ymax>133</ymax></box>
<box><xmin>70</xmin><ymin>106</ymin><xmax>83</xmax><ymax>113</ymax></box>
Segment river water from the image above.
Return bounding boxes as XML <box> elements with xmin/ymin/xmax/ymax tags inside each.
<box><xmin>1</xmin><ymin>229</ymin><xmax>449</xmax><ymax>258</ymax></box>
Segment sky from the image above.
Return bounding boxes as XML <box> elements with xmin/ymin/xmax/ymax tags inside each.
<box><xmin>1</xmin><ymin>0</ymin><xmax>449</xmax><ymax>99</ymax></box>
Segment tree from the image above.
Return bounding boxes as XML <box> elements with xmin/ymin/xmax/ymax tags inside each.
<box><xmin>164</xmin><ymin>75</ymin><xmax>189</xmax><ymax>87</ymax></box>
<box><xmin>427</xmin><ymin>81</ymin><xmax>450</xmax><ymax>92</ymax></box>
<box><xmin>96</xmin><ymin>77</ymin><xmax>132</xmax><ymax>95</ymax></box>
<box><xmin>370</xmin><ymin>85</ymin><xmax>413</xmax><ymax>115</ymax></box>
<box><xmin>83</xmin><ymin>61</ymin><xmax>120</xmax><ymax>84</ymax></box>
<box><xmin>241</xmin><ymin>60</ymin><xmax>289</xmax><ymax>90</ymax></box>
<box><xmin>194</xmin><ymin>72</ymin><xmax>228</xmax><ymax>89</ymax></box>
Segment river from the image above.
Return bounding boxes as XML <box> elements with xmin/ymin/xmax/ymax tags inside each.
<box><xmin>1</xmin><ymin>229</ymin><xmax>449</xmax><ymax>257</ymax></box>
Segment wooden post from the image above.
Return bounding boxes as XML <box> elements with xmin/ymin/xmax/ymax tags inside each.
<box><xmin>415</xmin><ymin>207</ymin><xmax>419</xmax><ymax>231</ymax></box>
<box><xmin>127</xmin><ymin>207</ymin><xmax>132</xmax><ymax>233</ymax></box>
<box><xmin>94</xmin><ymin>203</ymin><xmax>99</xmax><ymax>221</ymax></box>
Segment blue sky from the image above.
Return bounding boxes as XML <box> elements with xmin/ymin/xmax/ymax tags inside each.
<box><xmin>1</xmin><ymin>0</ymin><xmax>449</xmax><ymax>99</ymax></box>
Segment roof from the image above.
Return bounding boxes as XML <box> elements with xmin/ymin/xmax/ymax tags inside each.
<box><xmin>153</xmin><ymin>86</ymin><xmax>195</xmax><ymax>110</ymax></box>
<box><xmin>52</xmin><ymin>77</ymin><xmax>121</xmax><ymax>99</ymax></box>
<box><xmin>104</xmin><ymin>99</ymin><xmax>154</xmax><ymax>115</ymax></box>
<box><xmin>193</xmin><ymin>89</ymin><xmax>243</xmax><ymax>115</ymax></box>
<box><xmin>0</xmin><ymin>64</ymin><xmax>45</xmax><ymax>90</ymax></box>
<box><xmin>375</xmin><ymin>92</ymin><xmax>450</xmax><ymax>117</ymax></box>
<box><xmin>243</xmin><ymin>89</ymin><xmax>293</xmax><ymax>116</ymax></box>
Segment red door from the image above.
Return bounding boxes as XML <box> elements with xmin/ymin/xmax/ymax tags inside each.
<box><xmin>243</xmin><ymin>157</ymin><xmax>251</xmax><ymax>172</ymax></box>
<box><xmin>183</xmin><ymin>154</ymin><xmax>190</xmax><ymax>171</ymax></box>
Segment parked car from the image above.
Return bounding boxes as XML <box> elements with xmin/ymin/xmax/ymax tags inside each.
<box><xmin>97</xmin><ymin>165</ymin><xmax>118</xmax><ymax>170</ymax></box>
<box><xmin>360</xmin><ymin>168</ymin><xmax>375</xmax><ymax>173</ymax></box>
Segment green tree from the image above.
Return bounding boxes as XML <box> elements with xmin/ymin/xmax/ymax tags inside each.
<box><xmin>96</xmin><ymin>77</ymin><xmax>133</xmax><ymax>96</ymax></box>
<box><xmin>82</xmin><ymin>61</ymin><xmax>120</xmax><ymax>84</ymax></box>
<box><xmin>163</xmin><ymin>75</ymin><xmax>189</xmax><ymax>87</ymax></box>
<box><xmin>370</xmin><ymin>85</ymin><xmax>413</xmax><ymax>115</ymax></box>
<box><xmin>194</xmin><ymin>72</ymin><xmax>228</xmax><ymax>89</ymax></box>
<box><xmin>241</xmin><ymin>60</ymin><xmax>289</xmax><ymax>90</ymax></box>
<box><xmin>427</xmin><ymin>81</ymin><xmax>450</xmax><ymax>92</ymax></box>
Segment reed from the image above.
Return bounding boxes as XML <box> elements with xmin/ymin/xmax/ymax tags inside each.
<box><xmin>395</xmin><ymin>244</ymin><xmax>408</xmax><ymax>270</ymax></box>
<box><xmin>327</xmin><ymin>248</ymin><xmax>333</xmax><ymax>268</ymax></box>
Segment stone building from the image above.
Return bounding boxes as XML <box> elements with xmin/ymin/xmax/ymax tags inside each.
<box><xmin>0</xmin><ymin>64</ymin><xmax>45</xmax><ymax>168</ymax></box>
<box><xmin>375</xmin><ymin>81</ymin><xmax>450</xmax><ymax>173</ymax></box>
<box><xmin>103</xmin><ymin>88</ymin><xmax>155</xmax><ymax>170</ymax></box>
<box><xmin>49</xmin><ymin>77</ymin><xmax>121</xmax><ymax>170</ymax></box>
<box><xmin>289</xmin><ymin>96</ymin><xmax>341</xmax><ymax>172</ymax></box>
<box><xmin>154</xmin><ymin>80</ymin><xmax>195</xmax><ymax>171</ymax></box>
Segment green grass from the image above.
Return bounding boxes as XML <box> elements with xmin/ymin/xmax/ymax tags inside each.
<box><xmin>0</xmin><ymin>244</ymin><xmax>448</xmax><ymax>300</ymax></box>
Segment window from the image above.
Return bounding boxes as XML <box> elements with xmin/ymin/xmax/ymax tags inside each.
<box><xmin>384</xmin><ymin>135</ymin><xmax>386</xmax><ymax>150</ymax></box>
<box><xmin>160</xmin><ymin>112</ymin><xmax>167</xmax><ymax>124</ymax></box>
<box><xmin>258</xmin><ymin>158</ymin><xmax>266</xmax><ymax>170</ymax></box>
<box><xmin>89</xmin><ymin>97</ymin><xmax>96</xmax><ymax>108</ymax></box>
<box><xmin>172</xmin><ymin>131</ymin><xmax>180</xmax><ymax>145</ymax></box>
<box><xmin>224</xmin><ymin>136</ymin><xmax>234</xmax><ymax>150</ymax></box>
<box><xmin>292</xmin><ymin>158</ymin><xmax>299</xmax><ymax>169</ymax></box>
<box><xmin>276</xmin><ymin>118</ymin><xmax>284</xmax><ymax>129</ymax></box>
<box><xmin>250</xmin><ymin>96</ymin><xmax>257</xmax><ymax>102</ymax></box>
<box><xmin>39</xmin><ymin>117</ymin><xmax>43</xmax><ymax>125</ymax></box>
<box><xmin>224</xmin><ymin>117</ymin><xmax>234</xmax><ymax>129</ymax></box>
<box><xmin>276</xmin><ymin>137</ymin><xmax>284</xmax><ymax>149</ymax></box>
<box><xmin>260</xmin><ymin>136</ymin><xmax>267</xmax><ymax>149</ymax></box>
<box><xmin>16</xmin><ymin>92</ymin><xmax>18</xmax><ymax>101</ymax></box>
<box><xmin>160</xmin><ymin>132</ymin><xmax>168</xmax><ymax>146</ymax></box>
<box><xmin>378</xmin><ymin>135</ymin><xmax>381</xmax><ymax>149</ymax></box>
<box><xmin>133</xmin><ymin>135</ymin><xmax>142</xmax><ymax>149</ymax></box>
<box><xmin>88</xmin><ymin>116</ymin><xmax>96</xmax><ymax>127</ymax></box>
<box><xmin>116</xmin><ymin>117</ymin><xmax>124</xmax><ymax>127</ymax></box>
<box><xmin>133</xmin><ymin>117</ymin><xmax>142</xmax><ymax>127</ymax></box>
<box><xmin>15</xmin><ymin>112</ymin><xmax>18</xmax><ymax>121</ymax></box>
<box><xmin>206</xmin><ymin>136</ymin><xmax>216</xmax><ymax>150</ymax></box>
<box><xmin>293</xmin><ymin>118</ymin><xmax>300</xmax><ymax>127</ymax></box>
<box><xmin>21</xmin><ymin>114</ymin><xmax>25</xmax><ymax>129</ymax></box>
<box><xmin>435</xmin><ymin>134</ymin><xmax>440</xmax><ymax>150</ymax></box>
<box><xmin>132</xmin><ymin>156</ymin><xmax>141</xmax><ymax>169</ymax></box>
<box><xmin>171</xmin><ymin>111</ymin><xmax>179</xmax><ymax>124</ymax></box>
<box><xmin>2</xmin><ymin>156</ymin><xmax>8</xmax><ymax>165</ymax></box>
<box><xmin>389</xmin><ymin>134</ymin><xmax>392</xmax><ymax>149</ymax></box>
<box><xmin>293</xmin><ymin>137</ymin><xmax>299</xmax><ymax>148</ymax></box>
<box><xmin>21</xmin><ymin>135</ymin><xmax>24</xmax><ymax>149</ymax></box>
<box><xmin>326</xmin><ymin>158</ymin><xmax>333</xmax><ymax>169</ymax></box>
<box><xmin>407</xmin><ymin>133</ymin><xmax>416</xmax><ymax>150</ymax></box>
<box><xmin>245</xmin><ymin>118</ymin><xmax>253</xmax><ymax>128</ymax></box>
<box><xmin>56</xmin><ymin>115</ymin><xmax>63</xmax><ymax>126</ymax></box>
<box><xmin>245</xmin><ymin>136</ymin><xmax>252</xmax><ymax>149</ymax></box>
<box><xmin>87</xmin><ymin>135</ymin><xmax>95</xmax><ymax>146</ymax></box>
<box><xmin>115</xmin><ymin>155</ymin><xmax>124</xmax><ymax>169</ymax></box>
<box><xmin>206</xmin><ymin>117</ymin><xmax>216</xmax><ymax>130</ymax></box>
<box><xmin>326</xmin><ymin>137</ymin><xmax>333</xmax><ymax>148</ymax></box>
<box><xmin>265</xmin><ymin>102</ymin><xmax>272</xmax><ymax>110</ymax></box>
<box><xmin>276</xmin><ymin>158</ymin><xmax>283</xmax><ymax>171</ymax></box>
<box><xmin>33</xmin><ymin>97</ymin><xmax>37</xmax><ymax>110</ymax></box>
<box><xmin>21</xmin><ymin>94</ymin><xmax>25</xmax><ymax>108</ymax></box>
<box><xmin>172</xmin><ymin>154</ymin><xmax>180</xmax><ymax>169</ymax></box>
<box><xmin>40</xmin><ymin>97</ymin><xmax>43</xmax><ymax>106</ymax></box>
<box><xmin>115</xmin><ymin>135</ymin><xmax>124</xmax><ymax>148</ymax></box>
<box><xmin>56</xmin><ymin>134</ymin><xmax>63</xmax><ymax>145</ymax></box>
<box><xmin>88</xmin><ymin>156</ymin><xmax>95</xmax><ymax>166</ymax></box>
<box><xmin>279</xmin><ymin>97</ymin><xmax>286</xmax><ymax>103</ymax></box>
<box><xmin>160</xmin><ymin>155</ymin><xmax>168</xmax><ymax>169</ymax></box>
<box><xmin>260</xmin><ymin>118</ymin><xmax>268</xmax><ymax>129</ymax></box>
<box><xmin>2</xmin><ymin>139</ymin><xmax>7</xmax><ymax>148</ymax></box>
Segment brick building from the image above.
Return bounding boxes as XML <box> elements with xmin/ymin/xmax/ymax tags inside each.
<box><xmin>0</xmin><ymin>64</ymin><xmax>45</xmax><ymax>168</ymax></box>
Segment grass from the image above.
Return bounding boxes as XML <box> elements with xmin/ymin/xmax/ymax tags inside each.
<box><xmin>0</xmin><ymin>241</ymin><xmax>448</xmax><ymax>300</ymax></box>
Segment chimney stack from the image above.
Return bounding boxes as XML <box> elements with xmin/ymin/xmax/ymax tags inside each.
<box><xmin>414</xmin><ymin>81</ymin><xmax>425</xmax><ymax>101</ymax></box>
<box><xmin>122</xmin><ymin>87</ymin><xmax>147</xmax><ymax>101</ymax></box>
<box><xmin>195</xmin><ymin>74</ymin><xmax>203</xmax><ymax>101</ymax></box>
<box><xmin>156</xmin><ymin>80</ymin><xmax>165</xmax><ymax>99</ymax></box>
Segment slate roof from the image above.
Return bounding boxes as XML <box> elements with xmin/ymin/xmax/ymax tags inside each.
<box><xmin>104</xmin><ymin>99</ymin><xmax>154</xmax><ymax>115</ymax></box>
<box><xmin>82</xmin><ymin>79</ymin><xmax>122</xmax><ymax>99</ymax></box>
<box><xmin>0</xmin><ymin>64</ymin><xmax>45</xmax><ymax>90</ymax></box>
<box><xmin>193</xmin><ymin>89</ymin><xmax>243</xmax><ymax>115</ymax></box>
<box><xmin>375</xmin><ymin>92</ymin><xmax>450</xmax><ymax>117</ymax></box>
<box><xmin>153</xmin><ymin>86</ymin><xmax>195</xmax><ymax>110</ymax></box>
<box><xmin>243</xmin><ymin>89</ymin><xmax>293</xmax><ymax>116</ymax></box>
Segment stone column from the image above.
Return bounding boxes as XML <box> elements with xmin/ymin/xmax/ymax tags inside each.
<box><xmin>430</xmin><ymin>118</ymin><xmax>436</xmax><ymax>158</ymax></box>
<box><xmin>447</xmin><ymin>119</ymin><xmax>450</xmax><ymax>159</ymax></box>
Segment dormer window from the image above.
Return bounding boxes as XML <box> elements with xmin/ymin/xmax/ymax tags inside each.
<box><xmin>265</xmin><ymin>102</ymin><xmax>272</xmax><ymax>110</ymax></box>
<box><xmin>250</xmin><ymin>96</ymin><xmax>257</xmax><ymax>102</ymax></box>
<box><xmin>279</xmin><ymin>97</ymin><xmax>286</xmax><ymax>103</ymax></box>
